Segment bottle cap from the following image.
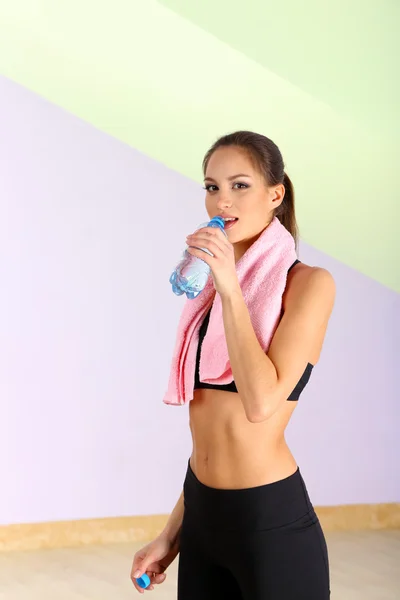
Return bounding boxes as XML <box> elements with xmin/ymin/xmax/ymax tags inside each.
<box><xmin>209</xmin><ymin>216</ymin><xmax>225</xmax><ymax>229</ymax></box>
<box><xmin>136</xmin><ymin>573</ymin><xmax>151</xmax><ymax>589</ymax></box>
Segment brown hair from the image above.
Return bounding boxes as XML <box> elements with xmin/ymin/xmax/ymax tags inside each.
<box><xmin>202</xmin><ymin>131</ymin><xmax>299</xmax><ymax>246</ymax></box>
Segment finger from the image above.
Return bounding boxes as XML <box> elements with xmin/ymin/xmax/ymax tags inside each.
<box><xmin>190</xmin><ymin>228</ymin><xmax>225</xmax><ymax>243</ymax></box>
<box><xmin>135</xmin><ymin>569</ymin><xmax>164</xmax><ymax>592</ymax></box>
<box><xmin>131</xmin><ymin>565</ymin><xmax>143</xmax><ymax>579</ymax></box>
<box><xmin>131</xmin><ymin>550</ymin><xmax>146</xmax><ymax>575</ymax></box>
<box><xmin>130</xmin><ymin>575</ymin><xmax>145</xmax><ymax>594</ymax></box>
<box><xmin>130</xmin><ymin>572</ymin><xmax>155</xmax><ymax>594</ymax></box>
<box><xmin>131</xmin><ymin>560</ymin><xmax>152</xmax><ymax>590</ymax></box>
<box><xmin>132</xmin><ymin>552</ymin><xmax>158</xmax><ymax>579</ymax></box>
<box><xmin>146</xmin><ymin>571</ymin><xmax>166</xmax><ymax>592</ymax></box>
<box><xmin>187</xmin><ymin>238</ymin><xmax>223</xmax><ymax>257</ymax></box>
<box><xmin>203</xmin><ymin>226</ymin><xmax>230</xmax><ymax>244</ymax></box>
<box><xmin>195</xmin><ymin>227</ymin><xmax>229</xmax><ymax>247</ymax></box>
<box><xmin>187</xmin><ymin>247</ymin><xmax>213</xmax><ymax>263</ymax></box>
<box><xmin>151</xmin><ymin>572</ymin><xmax>167</xmax><ymax>585</ymax></box>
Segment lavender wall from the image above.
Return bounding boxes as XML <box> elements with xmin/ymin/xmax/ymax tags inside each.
<box><xmin>1</xmin><ymin>77</ymin><xmax>399</xmax><ymax>525</ymax></box>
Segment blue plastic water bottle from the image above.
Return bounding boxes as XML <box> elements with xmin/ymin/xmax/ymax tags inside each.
<box><xmin>169</xmin><ymin>216</ymin><xmax>226</xmax><ymax>299</ymax></box>
<box><xmin>136</xmin><ymin>574</ymin><xmax>151</xmax><ymax>589</ymax></box>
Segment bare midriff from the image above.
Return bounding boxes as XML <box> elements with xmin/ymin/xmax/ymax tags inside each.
<box><xmin>188</xmin><ymin>263</ymin><xmax>324</xmax><ymax>490</ymax></box>
<box><xmin>189</xmin><ymin>387</ymin><xmax>299</xmax><ymax>489</ymax></box>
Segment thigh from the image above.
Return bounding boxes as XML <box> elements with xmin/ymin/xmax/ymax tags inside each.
<box><xmin>231</xmin><ymin>514</ymin><xmax>330</xmax><ymax>600</ymax></box>
<box><xmin>178</xmin><ymin>519</ymin><xmax>243</xmax><ymax>600</ymax></box>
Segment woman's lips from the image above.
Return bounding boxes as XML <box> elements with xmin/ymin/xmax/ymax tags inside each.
<box><xmin>224</xmin><ymin>219</ymin><xmax>238</xmax><ymax>230</ymax></box>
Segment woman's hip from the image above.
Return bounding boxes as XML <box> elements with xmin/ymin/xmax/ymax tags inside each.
<box><xmin>180</xmin><ymin>460</ymin><xmax>330</xmax><ymax>598</ymax></box>
<box><xmin>183</xmin><ymin>458</ymin><xmax>317</xmax><ymax>533</ymax></box>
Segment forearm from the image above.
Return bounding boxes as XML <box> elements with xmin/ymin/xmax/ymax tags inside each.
<box><xmin>159</xmin><ymin>490</ymin><xmax>184</xmax><ymax>548</ymax></box>
<box><xmin>221</xmin><ymin>286</ymin><xmax>278</xmax><ymax>422</ymax></box>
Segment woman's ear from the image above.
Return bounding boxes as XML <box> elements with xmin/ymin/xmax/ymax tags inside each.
<box><xmin>270</xmin><ymin>183</ymin><xmax>285</xmax><ymax>209</ymax></box>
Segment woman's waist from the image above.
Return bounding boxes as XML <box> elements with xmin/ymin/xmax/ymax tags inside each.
<box><xmin>189</xmin><ymin>389</ymin><xmax>298</xmax><ymax>488</ymax></box>
<box><xmin>184</xmin><ymin>458</ymin><xmax>315</xmax><ymax>532</ymax></box>
<box><xmin>190</xmin><ymin>439</ymin><xmax>297</xmax><ymax>489</ymax></box>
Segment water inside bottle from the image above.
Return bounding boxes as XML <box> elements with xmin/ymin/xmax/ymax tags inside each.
<box><xmin>170</xmin><ymin>217</ymin><xmax>226</xmax><ymax>298</ymax></box>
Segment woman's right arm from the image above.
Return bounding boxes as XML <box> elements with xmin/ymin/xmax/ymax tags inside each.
<box><xmin>159</xmin><ymin>489</ymin><xmax>184</xmax><ymax>549</ymax></box>
<box><xmin>131</xmin><ymin>489</ymin><xmax>185</xmax><ymax>592</ymax></box>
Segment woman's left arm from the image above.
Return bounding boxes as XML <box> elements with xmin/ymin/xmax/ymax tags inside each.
<box><xmin>221</xmin><ymin>268</ymin><xmax>336</xmax><ymax>423</ymax></box>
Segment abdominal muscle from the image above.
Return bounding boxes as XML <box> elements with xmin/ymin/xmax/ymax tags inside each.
<box><xmin>189</xmin><ymin>387</ymin><xmax>298</xmax><ymax>489</ymax></box>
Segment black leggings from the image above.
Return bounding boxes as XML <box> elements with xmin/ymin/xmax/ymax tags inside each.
<box><xmin>178</xmin><ymin>461</ymin><xmax>330</xmax><ymax>599</ymax></box>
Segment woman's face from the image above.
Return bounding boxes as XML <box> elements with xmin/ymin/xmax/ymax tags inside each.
<box><xmin>204</xmin><ymin>146</ymin><xmax>284</xmax><ymax>260</ymax></box>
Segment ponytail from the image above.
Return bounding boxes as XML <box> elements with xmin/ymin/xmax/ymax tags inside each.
<box><xmin>275</xmin><ymin>172</ymin><xmax>298</xmax><ymax>249</ymax></box>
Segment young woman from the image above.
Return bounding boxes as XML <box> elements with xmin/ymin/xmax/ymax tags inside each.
<box><xmin>131</xmin><ymin>131</ymin><xmax>335</xmax><ymax>599</ymax></box>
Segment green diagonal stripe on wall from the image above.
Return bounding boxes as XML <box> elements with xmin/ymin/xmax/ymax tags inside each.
<box><xmin>158</xmin><ymin>0</ymin><xmax>399</xmax><ymax>137</ymax></box>
<box><xmin>0</xmin><ymin>0</ymin><xmax>398</xmax><ymax>291</ymax></box>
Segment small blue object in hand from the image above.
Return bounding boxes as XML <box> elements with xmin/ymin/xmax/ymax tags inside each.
<box><xmin>136</xmin><ymin>574</ymin><xmax>151</xmax><ymax>589</ymax></box>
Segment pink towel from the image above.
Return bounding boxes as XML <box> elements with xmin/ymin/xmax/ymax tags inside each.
<box><xmin>163</xmin><ymin>217</ymin><xmax>297</xmax><ymax>406</ymax></box>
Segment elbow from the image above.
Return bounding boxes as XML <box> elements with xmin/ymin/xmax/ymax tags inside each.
<box><xmin>245</xmin><ymin>396</ymin><xmax>278</xmax><ymax>423</ymax></box>
<box><xmin>247</xmin><ymin>410</ymin><xmax>269</xmax><ymax>424</ymax></box>
<box><xmin>245</xmin><ymin>381</ymin><xmax>288</xmax><ymax>422</ymax></box>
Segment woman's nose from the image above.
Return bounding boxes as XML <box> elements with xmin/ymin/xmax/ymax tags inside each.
<box><xmin>216</xmin><ymin>192</ymin><xmax>233</xmax><ymax>209</ymax></box>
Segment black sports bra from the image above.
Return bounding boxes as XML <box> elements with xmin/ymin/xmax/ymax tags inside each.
<box><xmin>194</xmin><ymin>260</ymin><xmax>314</xmax><ymax>401</ymax></box>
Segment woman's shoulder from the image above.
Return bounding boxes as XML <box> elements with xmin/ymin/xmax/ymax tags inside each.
<box><xmin>283</xmin><ymin>261</ymin><xmax>336</xmax><ymax>312</ymax></box>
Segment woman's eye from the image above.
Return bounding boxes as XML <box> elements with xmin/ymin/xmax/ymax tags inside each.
<box><xmin>203</xmin><ymin>183</ymin><xmax>248</xmax><ymax>192</ymax></box>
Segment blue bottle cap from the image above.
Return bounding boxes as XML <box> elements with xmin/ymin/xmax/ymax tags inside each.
<box><xmin>209</xmin><ymin>216</ymin><xmax>225</xmax><ymax>229</ymax></box>
<box><xmin>136</xmin><ymin>573</ymin><xmax>151</xmax><ymax>589</ymax></box>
